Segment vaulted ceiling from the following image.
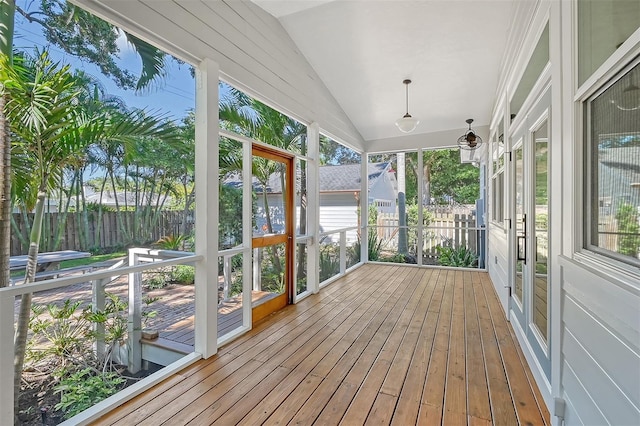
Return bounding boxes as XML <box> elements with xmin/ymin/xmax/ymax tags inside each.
<box><xmin>72</xmin><ymin>0</ymin><xmax>519</xmax><ymax>151</ymax></box>
<box><xmin>252</xmin><ymin>0</ymin><xmax>515</xmax><ymax>144</ymax></box>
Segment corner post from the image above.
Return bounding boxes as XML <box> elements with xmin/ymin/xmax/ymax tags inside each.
<box><xmin>307</xmin><ymin>122</ymin><xmax>320</xmax><ymax>293</ymax></box>
<box><xmin>361</xmin><ymin>155</ymin><xmax>369</xmax><ymax>262</ymax></box>
<box><xmin>194</xmin><ymin>58</ymin><xmax>219</xmax><ymax>358</ymax></box>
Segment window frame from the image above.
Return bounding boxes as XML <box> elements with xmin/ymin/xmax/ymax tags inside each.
<box><xmin>582</xmin><ymin>57</ymin><xmax>640</xmax><ymax>269</ymax></box>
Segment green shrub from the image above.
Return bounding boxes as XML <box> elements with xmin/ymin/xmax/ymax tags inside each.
<box><xmin>616</xmin><ymin>203</ymin><xmax>640</xmax><ymax>257</ymax></box>
<box><xmin>436</xmin><ymin>245</ymin><xmax>478</xmax><ymax>268</ymax></box>
<box><xmin>155</xmin><ymin>234</ymin><xmax>186</xmax><ymax>250</ymax></box>
<box><xmin>171</xmin><ymin>265</ymin><xmax>195</xmax><ymax>284</ymax></box>
<box><xmin>379</xmin><ymin>253</ymin><xmax>407</xmax><ymax>263</ymax></box>
<box><xmin>54</xmin><ymin>368</ymin><xmax>125</xmax><ymax>419</ymax></box>
<box><xmin>144</xmin><ymin>272</ymin><xmax>169</xmax><ymax>289</ymax></box>
<box><xmin>319</xmin><ymin>244</ymin><xmax>340</xmax><ymax>282</ymax></box>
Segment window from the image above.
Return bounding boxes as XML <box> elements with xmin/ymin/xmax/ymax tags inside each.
<box><xmin>578</xmin><ymin>1</ymin><xmax>640</xmax><ymax>86</ymax></box>
<box><xmin>585</xmin><ymin>61</ymin><xmax>640</xmax><ymax>265</ymax></box>
<box><xmin>491</xmin><ymin>119</ymin><xmax>505</xmax><ymax>224</ymax></box>
<box><xmin>510</xmin><ymin>23</ymin><xmax>549</xmax><ymax>119</ymax></box>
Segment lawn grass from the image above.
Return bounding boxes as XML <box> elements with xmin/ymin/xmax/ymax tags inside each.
<box><xmin>59</xmin><ymin>252</ymin><xmax>126</xmax><ymax>269</ymax></box>
<box><xmin>10</xmin><ymin>252</ymin><xmax>127</xmax><ymax>278</ymax></box>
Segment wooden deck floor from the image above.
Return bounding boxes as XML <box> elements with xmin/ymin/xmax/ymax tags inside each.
<box><xmin>92</xmin><ymin>264</ymin><xmax>549</xmax><ymax>425</ymax></box>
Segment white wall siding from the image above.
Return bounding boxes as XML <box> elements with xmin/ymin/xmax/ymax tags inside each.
<box><xmin>71</xmin><ymin>0</ymin><xmax>364</xmax><ymax>151</ymax></box>
<box><xmin>559</xmin><ymin>257</ymin><xmax>640</xmax><ymax>426</ymax></box>
<box><xmin>487</xmin><ymin>223</ymin><xmax>509</xmax><ymax>312</ymax></box>
<box><xmin>319</xmin><ymin>193</ymin><xmax>359</xmax><ymax>242</ymax></box>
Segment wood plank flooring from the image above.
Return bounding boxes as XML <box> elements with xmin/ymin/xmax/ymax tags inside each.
<box><xmin>92</xmin><ymin>264</ymin><xmax>549</xmax><ymax>426</ymax></box>
<box><xmin>155</xmin><ymin>291</ymin><xmax>276</xmax><ymax>347</ymax></box>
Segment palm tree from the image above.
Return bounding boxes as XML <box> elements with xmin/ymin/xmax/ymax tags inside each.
<box><xmin>0</xmin><ymin>0</ymin><xmax>173</xmax><ymax>288</ymax></box>
<box><xmin>2</xmin><ymin>50</ymin><xmax>182</xmax><ymax>416</ymax></box>
<box><xmin>2</xmin><ymin>49</ymin><xmax>88</xmax><ymax>417</ymax></box>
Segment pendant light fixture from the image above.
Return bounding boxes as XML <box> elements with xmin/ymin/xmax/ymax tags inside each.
<box><xmin>457</xmin><ymin>118</ymin><xmax>484</xmax><ymax>150</ymax></box>
<box><xmin>610</xmin><ymin>69</ymin><xmax>640</xmax><ymax>111</ymax></box>
<box><xmin>395</xmin><ymin>79</ymin><xmax>419</xmax><ymax>133</ymax></box>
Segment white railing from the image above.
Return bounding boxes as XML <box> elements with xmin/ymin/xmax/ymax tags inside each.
<box><xmin>318</xmin><ymin>226</ymin><xmax>361</xmax><ymax>286</ymax></box>
<box><xmin>0</xmin><ymin>250</ymin><xmax>202</xmax><ymax>422</ymax></box>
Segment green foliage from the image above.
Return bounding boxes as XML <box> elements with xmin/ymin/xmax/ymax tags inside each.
<box><xmin>144</xmin><ymin>272</ymin><xmax>169</xmax><ymax>289</ymax></box>
<box><xmin>156</xmin><ymin>234</ymin><xmax>186</xmax><ymax>250</ymax></box>
<box><xmin>172</xmin><ymin>265</ymin><xmax>195</xmax><ymax>285</ymax></box>
<box><xmin>29</xmin><ymin>0</ymin><xmax>170</xmax><ymax>90</ymax></box>
<box><xmin>54</xmin><ymin>368</ymin><xmax>125</xmax><ymax>419</ymax></box>
<box><xmin>319</xmin><ymin>136</ymin><xmax>360</xmax><ymax>165</ymax></box>
<box><xmin>219</xmin><ymin>184</ymin><xmax>244</xmax><ymax>248</ymax></box>
<box><xmin>27</xmin><ymin>300</ymin><xmax>93</xmax><ymax>367</ymax></box>
<box><xmin>436</xmin><ymin>245</ymin><xmax>478</xmax><ymax>268</ymax></box>
<box><xmin>368</xmin><ymin>204</ymin><xmax>378</xmax><ymax>226</ymax></box>
<box><xmin>615</xmin><ymin>203</ymin><xmax>640</xmax><ymax>257</ymax></box>
<box><xmin>371</xmin><ymin>149</ymin><xmax>480</xmax><ymax>205</ymax></box>
<box><xmin>424</xmin><ymin>150</ymin><xmax>480</xmax><ymax>204</ymax></box>
<box><xmin>379</xmin><ymin>253</ymin><xmax>407</xmax><ymax>263</ymax></box>
<box><xmin>319</xmin><ymin>244</ymin><xmax>340</xmax><ymax>282</ymax></box>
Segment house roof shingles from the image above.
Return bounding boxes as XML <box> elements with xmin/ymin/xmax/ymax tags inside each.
<box><xmin>225</xmin><ymin>162</ymin><xmax>392</xmax><ymax>193</ymax></box>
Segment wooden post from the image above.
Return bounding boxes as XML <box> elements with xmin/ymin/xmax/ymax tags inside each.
<box><xmin>339</xmin><ymin>230</ymin><xmax>347</xmax><ymax>274</ymax></box>
<box><xmin>0</xmin><ymin>294</ymin><xmax>14</xmax><ymax>420</ymax></box>
<box><xmin>127</xmin><ymin>249</ymin><xmax>142</xmax><ymax>373</ymax></box>
<box><xmin>455</xmin><ymin>213</ymin><xmax>460</xmax><ymax>249</ymax></box>
<box><xmin>223</xmin><ymin>255</ymin><xmax>231</xmax><ymax>301</ymax></box>
<box><xmin>92</xmin><ymin>277</ymin><xmax>107</xmax><ymax>361</ymax></box>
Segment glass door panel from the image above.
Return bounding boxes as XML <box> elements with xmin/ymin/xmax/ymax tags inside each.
<box><xmin>533</xmin><ymin>122</ymin><xmax>549</xmax><ymax>342</ymax></box>
<box><xmin>218</xmin><ymin>138</ymin><xmax>246</xmax><ymax>340</ymax></box>
<box><xmin>510</xmin><ymin>88</ymin><xmax>551</xmax><ymax>381</ymax></box>
<box><xmin>251</xmin><ymin>146</ymin><xmax>293</xmax><ymax>325</ymax></box>
<box><xmin>514</xmin><ymin>142</ymin><xmax>525</xmax><ymax>310</ymax></box>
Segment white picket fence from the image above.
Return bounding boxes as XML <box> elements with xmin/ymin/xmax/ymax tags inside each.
<box><xmin>376</xmin><ymin>205</ymin><xmax>478</xmax><ymax>259</ymax></box>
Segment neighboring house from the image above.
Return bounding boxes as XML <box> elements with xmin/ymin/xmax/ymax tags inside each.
<box><xmin>225</xmin><ymin>162</ymin><xmax>397</xmax><ymax>242</ymax></box>
<box><xmin>598</xmin><ymin>145</ymin><xmax>640</xmax><ymax>216</ymax></box>
<box><xmin>83</xmin><ymin>185</ymin><xmax>171</xmax><ymax>209</ymax></box>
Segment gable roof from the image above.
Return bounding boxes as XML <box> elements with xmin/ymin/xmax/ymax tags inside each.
<box><xmin>224</xmin><ymin>162</ymin><xmax>393</xmax><ymax>194</ymax></box>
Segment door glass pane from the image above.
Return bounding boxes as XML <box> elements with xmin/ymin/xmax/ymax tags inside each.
<box><xmin>296</xmin><ymin>241</ymin><xmax>308</xmax><ymax>296</ymax></box>
<box><xmin>533</xmin><ymin>121</ymin><xmax>549</xmax><ymax>341</ymax></box>
<box><xmin>514</xmin><ymin>144</ymin><xmax>525</xmax><ymax>305</ymax></box>
<box><xmin>253</xmin><ymin>243</ymin><xmax>287</xmax><ymax>299</ymax></box>
<box><xmin>253</xmin><ymin>156</ymin><xmax>287</xmax><ymax>236</ymax></box>
<box><xmin>220</xmin><ymin>138</ymin><xmax>243</xmax><ymax>249</ymax></box>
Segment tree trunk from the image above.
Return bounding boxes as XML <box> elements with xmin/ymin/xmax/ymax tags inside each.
<box><xmin>0</xmin><ymin>94</ymin><xmax>10</xmax><ymax>287</ymax></box>
<box><xmin>13</xmin><ymin>189</ymin><xmax>45</xmax><ymax>417</ymax></box>
<box><xmin>0</xmin><ymin>0</ymin><xmax>15</xmax><ymax>288</ymax></box>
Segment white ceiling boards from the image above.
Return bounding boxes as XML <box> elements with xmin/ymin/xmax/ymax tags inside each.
<box><xmin>252</xmin><ymin>0</ymin><xmax>514</xmax><ymax>144</ymax></box>
<box><xmin>71</xmin><ymin>0</ymin><xmax>515</xmax><ymax>150</ymax></box>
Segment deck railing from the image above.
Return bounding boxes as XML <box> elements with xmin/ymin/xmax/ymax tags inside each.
<box><xmin>0</xmin><ymin>250</ymin><xmax>201</xmax><ymax>422</ymax></box>
<box><xmin>318</xmin><ymin>226</ymin><xmax>361</xmax><ymax>287</ymax></box>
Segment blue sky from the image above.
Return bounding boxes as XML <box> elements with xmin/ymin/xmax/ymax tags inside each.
<box><xmin>13</xmin><ymin>6</ymin><xmax>196</xmax><ymax>121</ymax></box>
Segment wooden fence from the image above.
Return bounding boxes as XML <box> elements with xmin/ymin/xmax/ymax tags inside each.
<box><xmin>376</xmin><ymin>204</ymin><xmax>478</xmax><ymax>260</ymax></box>
<box><xmin>11</xmin><ymin>211</ymin><xmax>193</xmax><ymax>256</ymax></box>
